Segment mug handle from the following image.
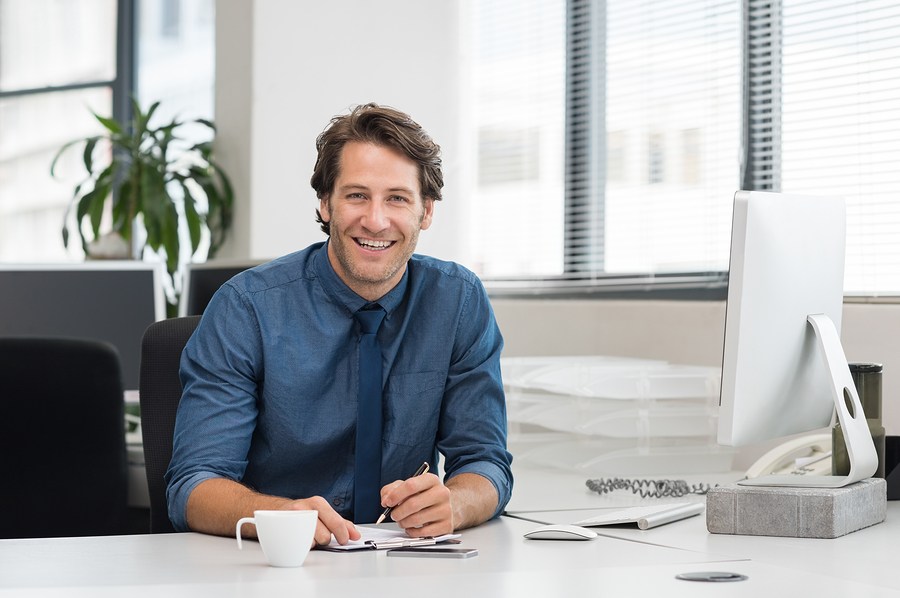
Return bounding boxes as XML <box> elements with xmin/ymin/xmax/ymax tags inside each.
<box><xmin>235</xmin><ymin>516</ymin><xmax>256</xmax><ymax>550</ymax></box>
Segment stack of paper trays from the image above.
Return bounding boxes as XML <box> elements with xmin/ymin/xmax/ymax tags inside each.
<box><xmin>501</xmin><ymin>356</ymin><xmax>735</xmax><ymax>475</ymax></box>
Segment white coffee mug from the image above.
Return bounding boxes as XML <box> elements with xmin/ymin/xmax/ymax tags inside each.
<box><xmin>235</xmin><ymin>510</ymin><xmax>318</xmax><ymax>567</ymax></box>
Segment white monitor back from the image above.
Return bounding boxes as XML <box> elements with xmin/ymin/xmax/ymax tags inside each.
<box><xmin>718</xmin><ymin>190</ymin><xmax>845</xmax><ymax>447</ymax></box>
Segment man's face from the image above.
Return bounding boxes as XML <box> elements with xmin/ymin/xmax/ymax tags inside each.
<box><xmin>320</xmin><ymin>141</ymin><xmax>434</xmax><ymax>301</ymax></box>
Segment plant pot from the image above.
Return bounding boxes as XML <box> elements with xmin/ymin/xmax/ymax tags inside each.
<box><xmin>86</xmin><ymin>232</ymin><xmax>133</xmax><ymax>260</ymax></box>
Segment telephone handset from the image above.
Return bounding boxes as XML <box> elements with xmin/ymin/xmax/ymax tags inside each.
<box><xmin>744</xmin><ymin>433</ymin><xmax>833</xmax><ymax>479</ymax></box>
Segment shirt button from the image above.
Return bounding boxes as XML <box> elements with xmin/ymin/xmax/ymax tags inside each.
<box><xmin>332</xmin><ymin>498</ymin><xmax>343</xmax><ymax>507</ymax></box>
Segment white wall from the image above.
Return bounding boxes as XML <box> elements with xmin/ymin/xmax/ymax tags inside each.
<box><xmin>215</xmin><ymin>0</ymin><xmax>464</xmax><ymax>262</ymax></box>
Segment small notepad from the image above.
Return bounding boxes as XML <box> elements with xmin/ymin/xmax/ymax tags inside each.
<box><xmin>572</xmin><ymin>502</ymin><xmax>705</xmax><ymax>530</ymax></box>
<box><xmin>320</xmin><ymin>525</ymin><xmax>461</xmax><ymax>551</ymax></box>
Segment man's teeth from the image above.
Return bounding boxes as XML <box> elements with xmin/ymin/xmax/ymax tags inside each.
<box><xmin>358</xmin><ymin>239</ymin><xmax>391</xmax><ymax>249</ymax></box>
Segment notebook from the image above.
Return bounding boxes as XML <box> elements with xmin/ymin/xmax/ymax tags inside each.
<box><xmin>319</xmin><ymin>525</ymin><xmax>461</xmax><ymax>551</ymax></box>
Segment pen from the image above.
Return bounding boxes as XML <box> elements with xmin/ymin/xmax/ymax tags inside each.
<box><xmin>375</xmin><ymin>462</ymin><xmax>430</xmax><ymax>525</ymax></box>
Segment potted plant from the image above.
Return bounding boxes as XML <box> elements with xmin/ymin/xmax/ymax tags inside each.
<box><xmin>50</xmin><ymin>98</ymin><xmax>234</xmax><ymax>313</ymax></box>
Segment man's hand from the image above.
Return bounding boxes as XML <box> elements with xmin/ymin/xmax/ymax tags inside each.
<box><xmin>378</xmin><ymin>472</ymin><xmax>499</xmax><ymax>537</ymax></box>
<box><xmin>187</xmin><ymin>478</ymin><xmax>361</xmax><ymax>546</ymax></box>
<box><xmin>379</xmin><ymin>472</ymin><xmax>452</xmax><ymax>536</ymax></box>
<box><xmin>285</xmin><ymin>496</ymin><xmax>361</xmax><ymax>546</ymax></box>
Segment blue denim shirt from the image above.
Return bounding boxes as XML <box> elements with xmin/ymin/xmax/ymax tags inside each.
<box><xmin>166</xmin><ymin>242</ymin><xmax>513</xmax><ymax>531</ymax></box>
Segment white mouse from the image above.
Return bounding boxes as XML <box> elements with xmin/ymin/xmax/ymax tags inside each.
<box><xmin>523</xmin><ymin>524</ymin><xmax>598</xmax><ymax>541</ymax></box>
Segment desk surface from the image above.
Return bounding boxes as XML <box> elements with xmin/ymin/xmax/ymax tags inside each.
<box><xmin>2</xmin><ymin>466</ymin><xmax>898</xmax><ymax>597</ymax></box>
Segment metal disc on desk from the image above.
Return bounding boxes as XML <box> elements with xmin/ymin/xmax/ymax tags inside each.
<box><xmin>676</xmin><ymin>571</ymin><xmax>748</xmax><ymax>582</ymax></box>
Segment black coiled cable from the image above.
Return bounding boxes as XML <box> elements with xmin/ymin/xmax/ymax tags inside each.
<box><xmin>585</xmin><ymin>477</ymin><xmax>715</xmax><ymax>498</ymax></box>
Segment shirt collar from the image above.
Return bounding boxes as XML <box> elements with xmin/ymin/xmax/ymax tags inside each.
<box><xmin>313</xmin><ymin>240</ymin><xmax>409</xmax><ymax>317</ymax></box>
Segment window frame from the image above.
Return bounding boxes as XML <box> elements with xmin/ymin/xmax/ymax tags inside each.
<box><xmin>0</xmin><ymin>0</ymin><xmax>134</xmax><ymax>127</ymax></box>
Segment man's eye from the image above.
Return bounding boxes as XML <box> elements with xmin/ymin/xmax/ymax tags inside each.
<box><xmin>348</xmin><ymin>193</ymin><xmax>366</xmax><ymax>199</ymax></box>
<box><xmin>389</xmin><ymin>195</ymin><xmax>409</xmax><ymax>203</ymax></box>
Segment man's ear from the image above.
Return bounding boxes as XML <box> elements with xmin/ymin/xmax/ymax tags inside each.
<box><xmin>420</xmin><ymin>198</ymin><xmax>435</xmax><ymax>230</ymax></box>
<box><xmin>319</xmin><ymin>196</ymin><xmax>332</xmax><ymax>222</ymax></box>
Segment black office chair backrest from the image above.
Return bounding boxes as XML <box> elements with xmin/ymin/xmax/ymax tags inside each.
<box><xmin>139</xmin><ymin>315</ymin><xmax>201</xmax><ymax>533</ymax></box>
<box><xmin>0</xmin><ymin>337</ymin><xmax>128</xmax><ymax>538</ymax></box>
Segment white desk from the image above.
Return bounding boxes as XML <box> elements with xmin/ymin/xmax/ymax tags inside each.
<box><xmin>1</xmin><ymin>466</ymin><xmax>897</xmax><ymax>597</ymax></box>
<box><xmin>1</xmin><ymin>517</ymin><xmax>893</xmax><ymax>598</ymax></box>
<box><xmin>507</xmin><ymin>465</ymin><xmax>900</xmax><ymax>594</ymax></box>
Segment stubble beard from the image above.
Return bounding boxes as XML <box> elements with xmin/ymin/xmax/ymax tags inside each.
<box><xmin>330</xmin><ymin>224</ymin><xmax>421</xmax><ymax>294</ymax></box>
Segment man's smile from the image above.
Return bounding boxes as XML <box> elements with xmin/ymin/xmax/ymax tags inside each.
<box><xmin>355</xmin><ymin>238</ymin><xmax>395</xmax><ymax>251</ymax></box>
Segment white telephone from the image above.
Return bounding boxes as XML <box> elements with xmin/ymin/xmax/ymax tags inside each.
<box><xmin>744</xmin><ymin>433</ymin><xmax>833</xmax><ymax>479</ymax></box>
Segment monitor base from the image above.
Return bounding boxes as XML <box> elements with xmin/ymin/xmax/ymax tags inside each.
<box><xmin>707</xmin><ymin>477</ymin><xmax>886</xmax><ymax>538</ymax></box>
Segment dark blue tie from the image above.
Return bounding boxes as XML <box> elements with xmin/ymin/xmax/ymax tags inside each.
<box><xmin>353</xmin><ymin>304</ymin><xmax>386</xmax><ymax>523</ymax></box>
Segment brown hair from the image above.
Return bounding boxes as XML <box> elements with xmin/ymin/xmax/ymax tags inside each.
<box><xmin>311</xmin><ymin>103</ymin><xmax>443</xmax><ymax>235</ymax></box>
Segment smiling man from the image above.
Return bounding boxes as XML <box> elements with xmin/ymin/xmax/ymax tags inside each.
<box><xmin>319</xmin><ymin>140</ymin><xmax>433</xmax><ymax>301</ymax></box>
<box><xmin>166</xmin><ymin>104</ymin><xmax>513</xmax><ymax>547</ymax></box>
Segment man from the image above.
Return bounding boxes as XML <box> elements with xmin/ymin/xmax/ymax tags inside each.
<box><xmin>166</xmin><ymin>103</ymin><xmax>513</xmax><ymax>546</ymax></box>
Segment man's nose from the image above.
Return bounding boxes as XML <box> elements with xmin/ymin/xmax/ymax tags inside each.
<box><xmin>361</xmin><ymin>199</ymin><xmax>389</xmax><ymax>232</ymax></box>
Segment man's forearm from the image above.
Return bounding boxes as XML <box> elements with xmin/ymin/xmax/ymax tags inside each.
<box><xmin>186</xmin><ymin>478</ymin><xmax>293</xmax><ymax>538</ymax></box>
<box><xmin>446</xmin><ymin>472</ymin><xmax>500</xmax><ymax>530</ymax></box>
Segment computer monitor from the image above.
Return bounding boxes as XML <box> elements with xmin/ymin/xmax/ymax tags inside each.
<box><xmin>0</xmin><ymin>261</ymin><xmax>166</xmax><ymax>392</ymax></box>
<box><xmin>717</xmin><ymin>190</ymin><xmax>877</xmax><ymax>487</ymax></box>
<box><xmin>179</xmin><ymin>259</ymin><xmax>267</xmax><ymax>317</ymax></box>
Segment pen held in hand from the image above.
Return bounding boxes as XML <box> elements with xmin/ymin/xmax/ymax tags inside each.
<box><xmin>375</xmin><ymin>462</ymin><xmax>430</xmax><ymax>525</ymax></box>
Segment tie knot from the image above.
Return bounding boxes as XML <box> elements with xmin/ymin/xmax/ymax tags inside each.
<box><xmin>354</xmin><ymin>305</ymin><xmax>385</xmax><ymax>334</ymax></box>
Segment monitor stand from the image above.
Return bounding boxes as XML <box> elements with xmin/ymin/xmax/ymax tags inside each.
<box><xmin>738</xmin><ymin>313</ymin><xmax>878</xmax><ymax>488</ymax></box>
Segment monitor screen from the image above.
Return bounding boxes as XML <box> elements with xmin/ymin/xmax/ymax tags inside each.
<box><xmin>717</xmin><ymin>190</ymin><xmax>877</xmax><ymax>487</ymax></box>
<box><xmin>180</xmin><ymin>259</ymin><xmax>267</xmax><ymax>317</ymax></box>
<box><xmin>0</xmin><ymin>262</ymin><xmax>166</xmax><ymax>392</ymax></box>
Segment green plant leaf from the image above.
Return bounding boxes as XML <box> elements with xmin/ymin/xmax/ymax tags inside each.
<box><xmin>134</xmin><ymin>99</ymin><xmax>161</xmax><ymax>138</ymax></box>
<box><xmin>71</xmin><ymin>163</ymin><xmax>115</xmax><ymax>244</ymax></box>
<box><xmin>113</xmin><ymin>178</ymin><xmax>133</xmax><ymax>234</ymax></box>
<box><xmin>50</xmin><ymin>135</ymin><xmax>101</xmax><ymax>178</ymax></box>
<box><xmin>93</xmin><ymin>112</ymin><xmax>122</xmax><ymax>135</ymax></box>
<box><xmin>194</xmin><ymin>118</ymin><xmax>216</xmax><ymax>132</ymax></box>
<box><xmin>180</xmin><ymin>181</ymin><xmax>203</xmax><ymax>255</ymax></box>
<box><xmin>82</xmin><ymin>137</ymin><xmax>100</xmax><ymax>174</ymax></box>
<box><xmin>161</xmin><ymin>201</ymin><xmax>180</xmax><ymax>276</ymax></box>
<box><xmin>140</xmin><ymin>163</ymin><xmax>169</xmax><ymax>251</ymax></box>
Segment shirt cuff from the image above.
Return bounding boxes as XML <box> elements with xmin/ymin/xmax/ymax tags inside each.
<box><xmin>166</xmin><ymin>471</ymin><xmax>221</xmax><ymax>532</ymax></box>
<box><xmin>446</xmin><ymin>460</ymin><xmax>513</xmax><ymax>519</ymax></box>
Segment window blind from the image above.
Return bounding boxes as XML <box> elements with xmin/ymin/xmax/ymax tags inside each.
<box><xmin>776</xmin><ymin>0</ymin><xmax>900</xmax><ymax>295</ymax></box>
<box><xmin>467</xmin><ymin>0</ymin><xmax>900</xmax><ymax>297</ymax></box>
<box><xmin>467</xmin><ymin>0</ymin><xmax>740</xmax><ymax>285</ymax></box>
<box><xmin>589</xmin><ymin>0</ymin><xmax>741</xmax><ymax>277</ymax></box>
<box><xmin>744</xmin><ymin>0</ymin><xmax>781</xmax><ymax>191</ymax></box>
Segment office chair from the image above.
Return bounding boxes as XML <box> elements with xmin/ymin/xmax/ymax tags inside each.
<box><xmin>139</xmin><ymin>315</ymin><xmax>201</xmax><ymax>533</ymax></box>
<box><xmin>0</xmin><ymin>337</ymin><xmax>129</xmax><ymax>538</ymax></box>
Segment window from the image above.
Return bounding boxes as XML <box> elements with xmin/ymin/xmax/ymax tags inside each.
<box><xmin>463</xmin><ymin>0</ymin><xmax>900</xmax><ymax>296</ymax></box>
<box><xmin>463</xmin><ymin>0</ymin><xmax>567</xmax><ymax>278</ymax></box>
<box><xmin>776</xmin><ymin>0</ymin><xmax>900</xmax><ymax>295</ymax></box>
<box><xmin>0</xmin><ymin>0</ymin><xmax>214</xmax><ymax>264</ymax></box>
<box><xmin>137</xmin><ymin>0</ymin><xmax>214</xmax><ymax>124</ymax></box>
<box><xmin>0</xmin><ymin>0</ymin><xmax>117</xmax><ymax>262</ymax></box>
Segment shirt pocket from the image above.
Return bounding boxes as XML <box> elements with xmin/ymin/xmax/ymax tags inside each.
<box><xmin>383</xmin><ymin>371</ymin><xmax>445</xmax><ymax>448</ymax></box>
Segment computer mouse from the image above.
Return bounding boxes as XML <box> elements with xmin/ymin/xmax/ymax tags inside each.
<box><xmin>523</xmin><ymin>524</ymin><xmax>598</xmax><ymax>541</ymax></box>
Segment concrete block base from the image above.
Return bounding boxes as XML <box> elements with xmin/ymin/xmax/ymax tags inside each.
<box><xmin>706</xmin><ymin>477</ymin><xmax>886</xmax><ymax>538</ymax></box>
